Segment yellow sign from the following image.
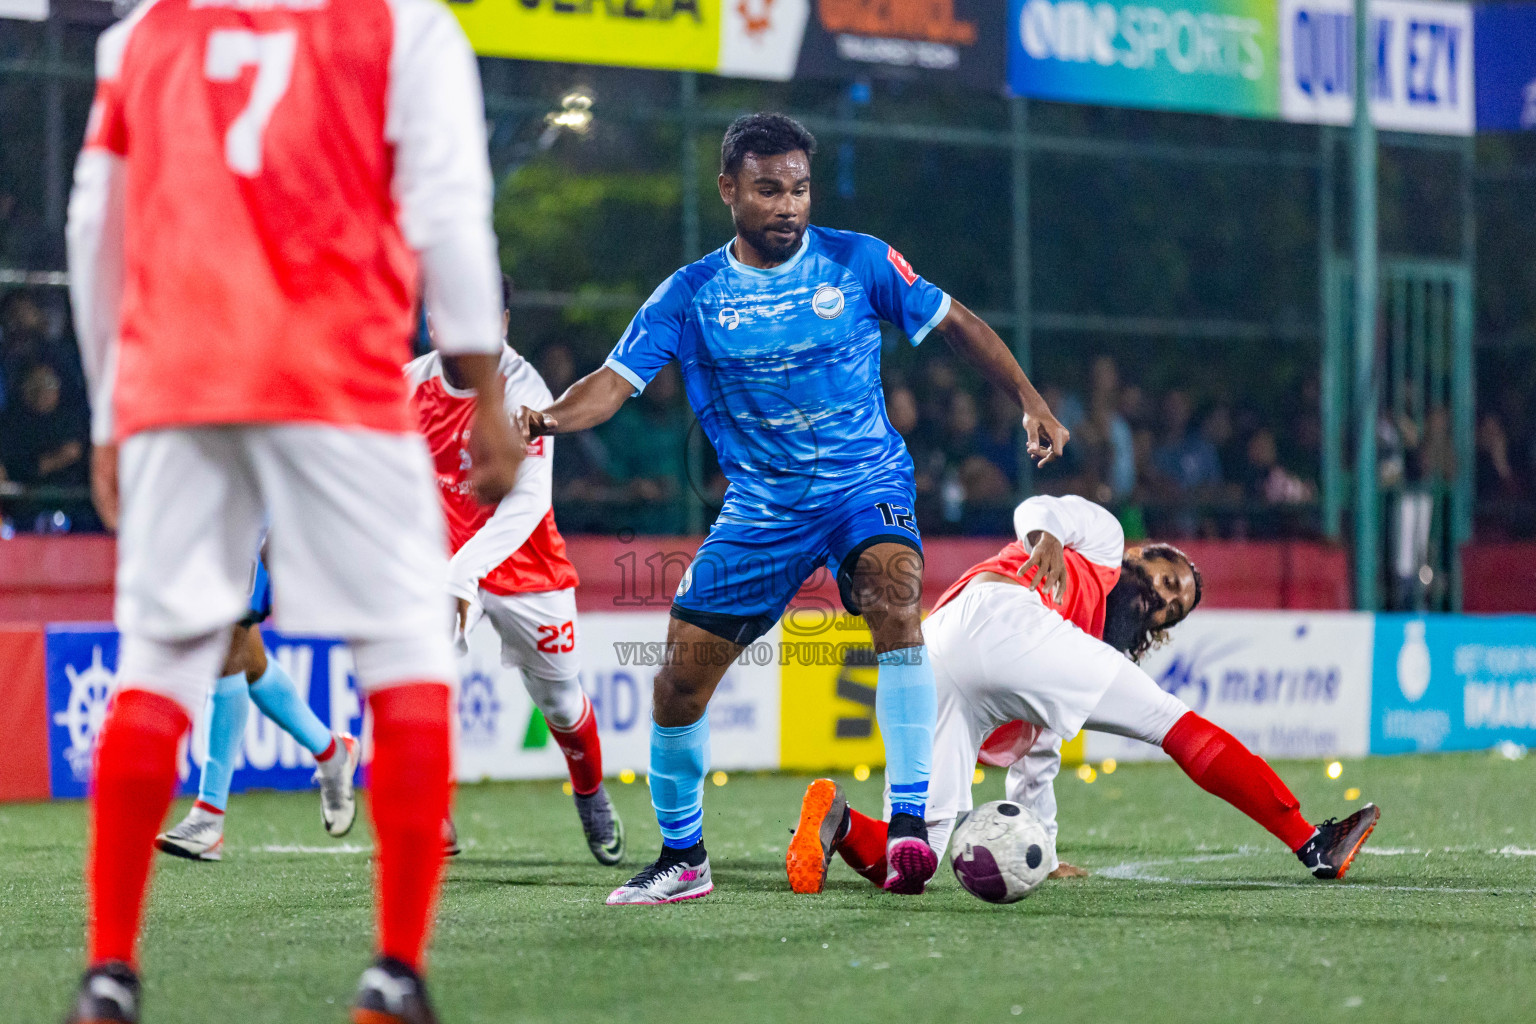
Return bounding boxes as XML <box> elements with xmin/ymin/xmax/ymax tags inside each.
<box><xmin>448</xmin><ymin>0</ymin><xmax>720</xmax><ymax>72</ymax></box>
<box><xmin>779</xmin><ymin>617</ymin><xmax>888</xmax><ymax>771</ymax></box>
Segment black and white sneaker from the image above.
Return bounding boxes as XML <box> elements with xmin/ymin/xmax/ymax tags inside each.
<box><xmin>315</xmin><ymin>733</ymin><xmax>360</xmax><ymax>838</ymax></box>
<box><xmin>606</xmin><ymin>842</ymin><xmax>712</xmax><ymax>905</ymax></box>
<box><xmin>155</xmin><ymin>805</ymin><xmax>224</xmax><ymax>862</ymax></box>
<box><xmin>574</xmin><ymin>785</ymin><xmax>626</xmax><ymax>866</ymax></box>
<box><xmin>442</xmin><ymin>818</ymin><xmax>462</xmax><ymax>858</ymax></box>
<box><xmin>884</xmin><ymin>812</ymin><xmax>938</xmax><ymax>895</ymax></box>
<box><xmin>64</xmin><ymin>961</ymin><xmax>140</xmax><ymax>1024</ymax></box>
<box><xmin>350</xmin><ymin>956</ymin><xmax>439</xmax><ymax>1024</ymax></box>
<box><xmin>1297</xmin><ymin>803</ymin><xmax>1381</xmax><ymax>879</ymax></box>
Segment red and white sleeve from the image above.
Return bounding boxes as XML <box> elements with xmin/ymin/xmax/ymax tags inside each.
<box><xmin>65</xmin><ymin>21</ymin><xmax>134</xmax><ymax>446</ymax></box>
<box><xmin>385</xmin><ymin>0</ymin><xmax>500</xmax><ymax>357</ymax></box>
<box><xmin>1012</xmin><ymin>495</ymin><xmax>1125</xmax><ymax>569</ymax></box>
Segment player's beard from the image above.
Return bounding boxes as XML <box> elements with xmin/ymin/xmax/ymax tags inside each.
<box><xmin>1103</xmin><ymin>559</ymin><xmax>1166</xmax><ymax>663</ymax></box>
<box><xmin>738</xmin><ymin>220</ymin><xmax>804</xmax><ymax>264</ymax></box>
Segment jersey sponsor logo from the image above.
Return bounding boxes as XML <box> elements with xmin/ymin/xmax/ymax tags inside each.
<box><xmin>886</xmin><ymin>245</ymin><xmax>918</xmax><ymax>285</ymax></box>
<box><xmin>526</xmin><ymin>435</ymin><xmax>548</xmax><ymax>458</ymax></box>
<box><xmin>811</xmin><ymin>284</ymin><xmax>845</xmax><ymax>319</ymax></box>
<box><xmin>718</xmin><ymin>307</ymin><xmax>741</xmax><ymax>330</ymax></box>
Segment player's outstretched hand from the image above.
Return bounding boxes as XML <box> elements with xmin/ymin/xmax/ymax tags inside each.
<box><xmin>1022</xmin><ymin>404</ymin><xmax>1069</xmax><ymax>467</ymax></box>
<box><xmin>521</xmin><ymin>406</ymin><xmax>558</xmax><ymax>439</ymax></box>
<box><xmin>91</xmin><ymin>443</ymin><xmax>119</xmax><ymax>531</ymax></box>
<box><xmin>469</xmin><ymin>394</ymin><xmax>523</xmax><ymax>505</ymax></box>
<box><xmin>1017</xmin><ymin>531</ymin><xmax>1068</xmax><ymax>603</ymax></box>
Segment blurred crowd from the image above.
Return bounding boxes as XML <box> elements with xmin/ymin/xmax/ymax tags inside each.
<box><xmin>0</xmin><ymin>289</ymin><xmax>95</xmax><ymax>535</ymax></box>
<box><xmin>4</xmin><ymin>283</ymin><xmax>1536</xmax><ymax>544</ymax></box>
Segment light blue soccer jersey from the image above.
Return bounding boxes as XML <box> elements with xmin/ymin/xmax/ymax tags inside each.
<box><xmin>605</xmin><ymin>225</ymin><xmax>950</xmax><ymax>519</ymax></box>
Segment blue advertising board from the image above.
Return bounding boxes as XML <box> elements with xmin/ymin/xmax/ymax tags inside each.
<box><xmin>45</xmin><ymin>625</ymin><xmax>363</xmax><ymax>800</ymax></box>
<box><xmin>1371</xmin><ymin>614</ymin><xmax>1536</xmax><ymax>754</ymax></box>
<box><xmin>1474</xmin><ymin>3</ymin><xmax>1536</xmax><ymax>131</ymax></box>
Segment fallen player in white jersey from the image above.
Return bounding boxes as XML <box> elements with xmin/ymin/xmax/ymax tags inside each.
<box><xmin>786</xmin><ymin>495</ymin><xmax>1380</xmax><ymax>894</ymax></box>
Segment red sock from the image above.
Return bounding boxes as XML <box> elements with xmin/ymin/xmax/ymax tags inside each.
<box><xmin>548</xmin><ymin>699</ymin><xmax>603</xmax><ymax>797</ymax></box>
<box><xmin>835</xmin><ymin>808</ymin><xmax>889</xmax><ymax>887</ymax></box>
<box><xmin>368</xmin><ymin>683</ymin><xmax>452</xmax><ymax>971</ymax></box>
<box><xmin>87</xmin><ymin>688</ymin><xmax>190</xmax><ymax>967</ymax></box>
<box><xmin>1162</xmin><ymin>712</ymin><xmax>1316</xmax><ymax>851</ymax></box>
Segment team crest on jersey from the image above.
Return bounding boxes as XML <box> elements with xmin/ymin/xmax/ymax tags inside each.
<box><xmin>887</xmin><ymin>246</ymin><xmax>918</xmax><ymax>286</ymax></box>
<box><xmin>718</xmin><ymin>307</ymin><xmax>741</xmax><ymax>330</ymax></box>
<box><xmin>812</xmin><ymin>285</ymin><xmax>845</xmax><ymax>320</ymax></box>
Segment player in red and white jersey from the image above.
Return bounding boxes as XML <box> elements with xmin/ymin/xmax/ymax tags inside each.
<box><xmin>406</xmin><ymin>277</ymin><xmax>625</xmax><ymax>867</ymax></box>
<box><xmin>786</xmin><ymin>496</ymin><xmax>1381</xmax><ymax>895</ymax></box>
<box><xmin>64</xmin><ymin>0</ymin><xmax>521</xmax><ymax>1019</ymax></box>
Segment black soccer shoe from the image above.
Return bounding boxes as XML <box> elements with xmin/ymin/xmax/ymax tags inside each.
<box><xmin>64</xmin><ymin>961</ymin><xmax>140</xmax><ymax>1024</ymax></box>
<box><xmin>351</xmin><ymin>956</ymin><xmax>440</xmax><ymax>1024</ymax></box>
<box><xmin>1297</xmin><ymin>803</ymin><xmax>1381</xmax><ymax>880</ymax></box>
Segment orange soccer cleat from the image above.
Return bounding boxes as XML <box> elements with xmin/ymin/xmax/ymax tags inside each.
<box><xmin>786</xmin><ymin>778</ymin><xmax>849</xmax><ymax>894</ymax></box>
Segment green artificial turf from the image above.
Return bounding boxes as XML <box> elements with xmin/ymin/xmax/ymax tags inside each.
<box><xmin>5</xmin><ymin>755</ymin><xmax>1535</xmax><ymax>1023</ymax></box>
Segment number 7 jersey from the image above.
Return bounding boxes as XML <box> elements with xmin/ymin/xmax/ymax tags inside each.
<box><xmin>73</xmin><ymin>0</ymin><xmax>495</xmax><ymax>439</ymax></box>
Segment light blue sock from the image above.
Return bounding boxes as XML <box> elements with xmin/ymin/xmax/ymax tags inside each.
<box><xmin>198</xmin><ymin>673</ymin><xmax>250</xmax><ymax>811</ymax></box>
<box><xmin>877</xmin><ymin>646</ymin><xmax>936</xmax><ymax>820</ymax></box>
<box><xmin>649</xmin><ymin>715</ymin><xmax>709</xmax><ymax>849</ymax></box>
<box><xmin>247</xmin><ymin>655</ymin><xmax>332</xmax><ymax>756</ymax></box>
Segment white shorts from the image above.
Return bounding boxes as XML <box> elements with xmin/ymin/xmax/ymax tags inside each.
<box><xmin>117</xmin><ymin>425</ymin><xmax>454</xmax><ymax>648</ymax></box>
<box><xmin>479</xmin><ymin>588</ymin><xmax>580</xmax><ymax>682</ymax></box>
<box><xmin>921</xmin><ymin>580</ymin><xmax>1131</xmax><ymax>822</ymax></box>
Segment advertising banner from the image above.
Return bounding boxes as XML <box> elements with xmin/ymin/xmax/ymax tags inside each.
<box><xmin>716</xmin><ymin>0</ymin><xmax>1007</xmax><ymax>86</ymax></box>
<box><xmin>1473</xmin><ymin>3</ymin><xmax>1536</xmax><ymax>131</ymax></box>
<box><xmin>1371</xmin><ymin>615</ymin><xmax>1536</xmax><ymax>754</ymax></box>
<box><xmin>0</xmin><ymin>0</ymin><xmax>47</xmax><ymax>21</ymax></box>
<box><xmin>1084</xmin><ymin>611</ymin><xmax>1376</xmax><ymax>763</ymax></box>
<box><xmin>1279</xmin><ymin>0</ymin><xmax>1474</xmax><ymax>135</ymax></box>
<box><xmin>456</xmin><ymin>612</ymin><xmax>781</xmax><ymax>780</ymax></box>
<box><xmin>46</xmin><ymin>626</ymin><xmax>363</xmax><ymax>801</ymax></box>
<box><xmin>43</xmin><ymin>615</ymin><xmax>782</xmax><ymax>799</ymax></box>
<box><xmin>1006</xmin><ymin>0</ymin><xmax>1282</xmax><ymax>118</ymax></box>
<box><xmin>448</xmin><ymin>0</ymin><xmax>721</xmax><ymax>72</ymax></box>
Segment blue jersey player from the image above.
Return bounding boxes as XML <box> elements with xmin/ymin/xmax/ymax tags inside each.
<box><xmin>525</xmin><ymin>113</ymin><xmax>1068</xmax><ymax>903</ymax></box>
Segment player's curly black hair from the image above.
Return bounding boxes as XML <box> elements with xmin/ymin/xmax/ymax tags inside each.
<box><xmin>720</xmin><ymin>112</ymin><xmax>817</xmax><ymax>176</ymax></box>
<box><xmin>1105</xmin><ymin>544</ymin><xmax>1203</xmax><ymax>662</ymax></box>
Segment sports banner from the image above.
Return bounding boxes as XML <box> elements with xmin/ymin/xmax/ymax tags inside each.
<box><xmin>1006</xmin><ymin>0</ymin><xmax>1282</xmax><ymax>119</ymax></box>
<box><xmin>1371</xmin><ymin>615</ymin><xmax>1536</xmax><ymax>754</ymax></box>
<box><xmin>456</xmin><ymin>612</ymin><xmax>781</xmax><ymax>780</ymax></box>
<box><xmin>0</xmin><ymin>0</ymin><xmax>47</xmax><ymax>21</ymax></box>
<box><xmin>1084</xmin><ymin>611</ymin><xmax>1376</xmax><ymax>763</ymax></box>
<box><xmin>41</xmin><ymin>615</ymin><xmax>781</xmax><ymax>800</ymax></box>
<box><xmin>1473</xmin><ymin>3</ymin><xmax>1536</xmax><ymax>131</ymax></box>
<box><xmin>447</xmin><ymin>0</ymin><xmax>722</xmax><ymax>72</ymax></box>
<box><xmin>1279</xmin><ymin>0</ymin><xmax>1474</xmax><ymax>135</ymax></box>
<box><xmin>45</xmin><ymin>626</ymin><xmax>362</xmax><ymax>801</ymax></box>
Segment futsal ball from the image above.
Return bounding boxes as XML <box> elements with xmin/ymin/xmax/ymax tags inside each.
<box><xmin>950</xmin><ymin>800</ymin><xmax>1053</xmax><ymax>903</ymax></box>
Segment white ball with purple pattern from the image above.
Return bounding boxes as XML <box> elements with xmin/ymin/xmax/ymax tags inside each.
<box><xmin>950</xmin><ymin>800</ymin><xmax>1052</xmax><ymax>903</ymax></box>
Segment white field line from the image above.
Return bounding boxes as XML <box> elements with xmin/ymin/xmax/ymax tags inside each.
<box><xmin>252</xmin><ymin>843</ymin><xmax>372</xmax><ymax>855</ymax></box>
<box><xmin>1096</xmin><ymin>849</ymin><xmax>1536</xmax><ymax>895</ymax></box>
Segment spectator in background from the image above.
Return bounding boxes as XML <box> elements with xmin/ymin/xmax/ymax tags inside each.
<box><xmin>1477</xmin><ymin>412</ymin><xmax>1520</xmax><ymax>500</ymax></box>
<box><xmin>975</xmin><ymin>387</ymin><xmax>1021</xmax><ymax>488</ymax></box>
<box><xmin>535</xmin><ymin>342</ymin><xmax>612</xmax><ymax>528</ymax></box>
<box><xmin>1152</xmin><ymin>389</ymin><xmax>1222</xmax><ymax>495</ymax></box>
<box><xmin>1076</xmin><ymin>355</ymin><xmax>1134</xmax><ymax>503</ymax></box>
<box><xmin>0</xmin><ymin>362</ymin><xmax>94</xmax><ymax>531</ymax></box>
<box><xmin>599</xmin><ymin>363</ymin><xmax>688</xmax><ymax>534</ymax></box>
<box><xmin>1199</xmin><ymin>404</ymin><xmax>1238</xmax><ymax>485</ymax></box>
<box><xmin>943</xmin><ymin>389</ymin><xmax>1012</xmax><ymax>534</ymax></box>
<box><xmin>886</xmin><ymin>382</ymin><xmax>944</xmax><ymax>530</ymax></box>
<box><xmin>536</xmin><ymin>342</ymin><xmax>577</xmax><ymax>398</ymax></box>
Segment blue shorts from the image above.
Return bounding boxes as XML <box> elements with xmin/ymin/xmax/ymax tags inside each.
<box><xmin>672</xmin><ymin>485</ymin><xmax>923</xmax><ymax>645</ymax></box>
<box><xmin>239</xmin><ymin>559</ymin><xmax>272</xmax><ymax>627</ymax></box>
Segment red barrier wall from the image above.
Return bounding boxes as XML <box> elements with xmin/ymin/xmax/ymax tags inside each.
<box><xmin>1</xmin><ymin>533</ymin><xmax>1352</xmax><ymax>622</ymax></box>
<box><xmin>0</xmin><ymin>535</ymin><xmax>115</xmax><ymax>623</ymax></box>
<box><xmin>0</xmin><ymin>625</ymin><xmax>51</xmax><ymax>802</ymax></box>
<box><xmin>1464</xmin><ymin>543</ymin><xmax>1536</xmax><ymax>612</ymax></box>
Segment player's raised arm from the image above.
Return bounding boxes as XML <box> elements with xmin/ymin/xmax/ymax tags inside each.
<box><xmin>933</xmin><ymin>298</ymin><xmax>1068</xmax><ymax>467</ymax></box>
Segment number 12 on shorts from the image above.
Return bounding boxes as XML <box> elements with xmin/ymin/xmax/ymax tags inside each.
<box><xmin>874</xmin><ymin>502</ymin><xmax>917</xmax><ymax>533</ymax></box>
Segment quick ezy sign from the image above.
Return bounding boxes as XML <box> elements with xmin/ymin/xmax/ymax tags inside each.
<box><xmin>1280</xmin><ymin>0</ymin><xmax>1473</xmax><ymax>135</ymax></box>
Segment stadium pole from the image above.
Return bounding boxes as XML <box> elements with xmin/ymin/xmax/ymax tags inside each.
<box><xmin>1351</xmin><ymin>0</ymin><xmax>1380</xmax><ymax>611</ymax></box>
<box><xmin>1010</xmin><ymin>97</ymin><xmax>1034</xmax><ymax>499</ymax></box>
<box><xmin>680</xmin><ymin>71</ymin><xmax>707</xmax><ymax>536</ymax></box>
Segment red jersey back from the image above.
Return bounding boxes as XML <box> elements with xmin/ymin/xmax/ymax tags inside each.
<box><xmin>935</xmin><ymin>540</ymin><xmax>1120</xmax><ymax>639</ymax></box>
<box><xmin>84</xmin><ymin>0</ymin><xmax>427</xmax><ymax>437</ymax></box>
<box><xmin>407</xmin><ymin>348</ymin><xmax>579</xmax><ymax>597</ymax></box>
